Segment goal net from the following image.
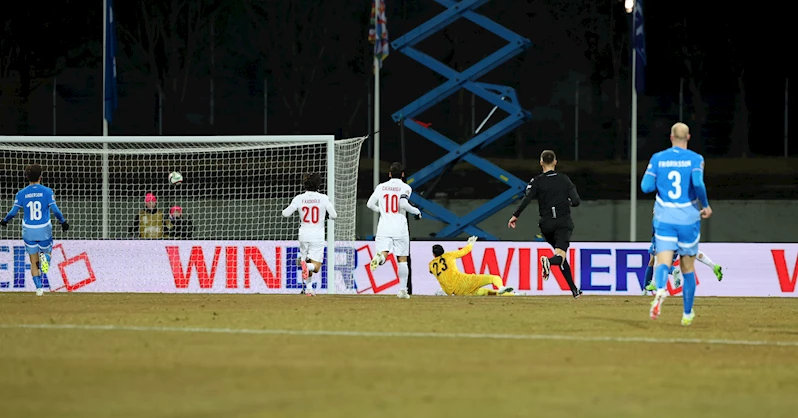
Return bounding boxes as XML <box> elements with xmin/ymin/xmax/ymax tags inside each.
<box><xmin>0</xmin><ymin>135</ymin><xmax>366</xmax><ymax>294</ymax></box>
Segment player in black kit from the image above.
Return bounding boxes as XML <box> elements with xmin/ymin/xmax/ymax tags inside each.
<box><xmin>508</xmin><ymin>150</ymin><xmax>582</xmax><ymax>298</ymax></box>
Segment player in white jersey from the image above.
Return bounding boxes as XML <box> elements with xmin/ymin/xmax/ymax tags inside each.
<box><xmin>366</xmin><ymin>162</ymin><xmax>421</xmax><ymax>299</ymax></box>
<box><xmin>282</xmin><ymin>173</ymin><xmax>337</xmax><ymax>296</ymax></box>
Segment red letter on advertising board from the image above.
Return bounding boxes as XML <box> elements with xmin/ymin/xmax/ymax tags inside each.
<box><xmin>226</xmin><ymin>247</ymin><xmax>238</xmax><ymax>288</ymax></box>
<box><xmin>244</xmin><ymin>246</ymin><xmax>281</xmax><ymax>289</ymax></box>
<box><xmin>772</xmin><ymin>250</ymin><xmax>798</xmax><ymax>292</ymax></box>
<box><xmin>460</xmin><ymin>248</ymin><xmax>514</xmax><ymax>288</ymax></box>
<box><xmin>166</xmin><ymin>246</ymin><xmax>221</xmax><ymax>289</ymax></box>
<box><xmin>518</xmin><ymin>248</ymin><xmax>531</xmax><ymax>291</ymax></box>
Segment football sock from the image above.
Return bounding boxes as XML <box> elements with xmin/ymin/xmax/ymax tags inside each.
<box><xmin>682</xmin><ymin>272</ymin><xmax>697</xmax><ymax>314</ymax></box>
<box><xmin>398</xmin><ymin>262</ymin><xmax>409</xmax><ymax>291</ymax></box>
<box><xmin>697</xmin><ymin>251</ymin><xmax>716</xmax><ymax>269</ymax></box>
<box><xmin>655</xmin><ymin>264</ymin><xmax>670</xmax><ymax>289</ymax></box>
<box><xmin>560</xmin><ymin>260</ymin><xmax>578</xmax><ymax>294</ymax></box>
<box><xmin>644</xmin><ymin>265</ymin><xmax>654</xmax><ymax>287</ymax></box>
<box><xmin>669</xmin><ymin>264</ymin><xmax>678</xmax><ymax>274</ymax></box>
<box><xmin>32</xmin><ymin>275</ymin><xmax>42</xmax><ymax>289</ymax></box>
<box><xmin>549</xmin><ymin>255</ymin><xmax>564</xmax><ymax>266</ymax></box>
<box><xmin>489</xmin><ymin>275</ymin><xmax>504</xmax><ymax>289</ymax></box>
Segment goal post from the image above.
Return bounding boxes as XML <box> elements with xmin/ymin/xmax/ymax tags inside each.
<box><xmin>0</xmin><ymin>135</ymin><xmax>366</xmax><ymax>294</ymax></box>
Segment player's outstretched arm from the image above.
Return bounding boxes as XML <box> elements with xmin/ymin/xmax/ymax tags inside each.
<box><xmin>691</xmin><ymin>163</ymin><xmax>711</xmax><ymax>218</ymax></box>
<box><xmin>449</xmin><ymin>236</ymin><xmax>477</xmax><ymax>259</ymax></box>
<box><xmin>641</xmin><ymin>158</ymin><xmax>657</xmax><ymax>193</ymax></box>
<box><xmin>366</xmin><ymin>191</ymin><xmax>380</xmax><ymax>213</ymax></box>
<box><xmin>281</xmin><ymin>197</ymin><xmax>299</xmax><ymax>217</ymax></box>
<box><xmin>399</xmin><ymin>194</ymin><xmax>421</xmax><ymax>217</ymax></box>
<box><xmin>511</xmin><ymin>178</ymin><xmax>538</xmax><ymax>222</ymax></box>
<box><xmin>50</xmin><ymin>202</ymin><xmax>66</xmax><ymax>224</ymax></box>
<box><xmin>326</xmin><ymin>201</ymin><xmax>338</xmax><ymax>220</ymax></box>
<box><xmin>0</xmin><ymin>205</ymin><xmax>20</xmax><ymax>226</ymax></box>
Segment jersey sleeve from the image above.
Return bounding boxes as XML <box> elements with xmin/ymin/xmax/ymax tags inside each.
<box><xmin>366</xmin><ymin>188</ymin><xmax>380</xmax><ymax>213</ymax></box>
<box><xmin>691</xmin><ymin>155</ymin><xmax>709</xmax><ymax>207</ymax></box>
<box><xmin>13</xmin><ymin>191</ymin><xmax>22</xmax><ymax>208</ymax></box>
<box><xmin>640</xmin><ymin>155</ymin><xmax>658</xmax><ymax>193</ymax></box>
<box><xmin>281</xmin><ymin>196</ymin><xmax>300</xmax><ymax>217</ymax></box>
<box><xmin>512</xmin><ymin>177</ymin><xmax>538</xmax><ymax>218</ymax></box>
<box><xmin>325</xmin><ymin>196</ymin><xmax>338</xmax><ymax>220</ymax></box>
<box><xmin>566</xmin><ymin>175</ymin><xmax>580</xmax><ymax>207</ymax></box>
<box><xmin>447</xmin><ymin>242</ymin><xmax>473</xmax><ymax>259</ymax></box>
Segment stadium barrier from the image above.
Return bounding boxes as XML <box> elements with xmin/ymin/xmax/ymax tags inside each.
<box><xmin>1</xmin><ymin>240</ymin><xmax>796</xmax><ymax>297</ymax></box>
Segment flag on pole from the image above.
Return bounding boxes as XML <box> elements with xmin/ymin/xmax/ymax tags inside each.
<box><xmin>368</xmin><ymin>0</ymin><xmax>389</xmax><ymax>68</ymax></box>
<box><xmin>634</xmin><ymin>0</ymin><xmax>646</xmax><ymax>93</ymax></box>
<box><xmin>105</xmin><ymin>0</ymin><xmax>118</xmax><ymax>124</ymax></box>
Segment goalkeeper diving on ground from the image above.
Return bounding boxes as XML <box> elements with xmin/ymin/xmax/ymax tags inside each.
<box><xmin>429</xmin><ymin>236</ymin><xmax>515</xmax><ymax>296</ymax></box>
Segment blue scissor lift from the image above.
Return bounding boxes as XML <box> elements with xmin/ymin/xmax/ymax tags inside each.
<box><xmin>391</xmin><ymin>0</ymin><xmax>533</xmax><ymax>240</ymax></box>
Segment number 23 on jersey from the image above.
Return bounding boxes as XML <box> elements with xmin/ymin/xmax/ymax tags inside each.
<box><xmin>431</xmin><ymin>258</ymin><xmax>448</xmax><ymax>276</ymax></box>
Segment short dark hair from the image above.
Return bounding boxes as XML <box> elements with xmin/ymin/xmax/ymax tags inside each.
<box><xmin>389</xmin><ymin>162</ymin><xmax>403</xmax><ymax>179</ymax></box>
<box><xmin>432</xmin><ymin>244</ymin><xmax>444</xmax><ymax>257</ymax></box>
<box><xmin>540</xmin><ymin>150</ymin><xmax>556</xmax><ymax>165</ymax></box>
<box><xmin>303</xmin><ymin>173</ymin><xmax>321</xmax><ymax>191</ymax></box>
<box><xmin>25</xmin><ymin>164</ymin><xmax>42</xmax><ymax>183</ymax></box>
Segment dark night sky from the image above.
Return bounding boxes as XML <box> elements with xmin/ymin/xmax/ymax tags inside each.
<box><xmin>0</xmin><ymin>0</ymin><xmax>795</xmax><ymax>160</ymax></box>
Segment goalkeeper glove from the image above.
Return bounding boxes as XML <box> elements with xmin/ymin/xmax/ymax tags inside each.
<box><xmin>467</xmin><ymin>235</ymin><xmax>478</xmax><ymax>245</ymax></box>
<box><xmin>61</xmin><ymin>222</ymin><xmax>70</xmax><ymax>231</ymax></box>
<box><xmin>0</xmin><ymin>219</ymin><xmax>7</xmax><ymax>227</ymax></box>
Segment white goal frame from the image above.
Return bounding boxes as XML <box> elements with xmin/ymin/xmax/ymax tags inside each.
<box><xmin>1</xmin><ymin>135</ymin><xmax>340</xmax><ymax>291</ymax></box>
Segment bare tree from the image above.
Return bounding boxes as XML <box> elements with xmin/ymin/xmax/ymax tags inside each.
<box><xmin>0</xmin><ymin>3</ymin><xmax>92</xmax><ymax>133</ymax></box>
<box><xmin>118</xmin><ymin>0</ymin><xmax>222</xmax><ymax>133</ymax></box>
<box><xmin>241</xmin><ymin>0</ymin><xmax>349</xmax><ymax>133</ymax></box>
<box><xmin>726</xmin><ymin>24</ymin><xmax>750</xmax><ymax>157</ymax></box>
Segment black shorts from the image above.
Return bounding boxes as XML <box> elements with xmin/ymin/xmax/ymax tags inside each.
<box><xmin>539</xmin><ymin>217</ymin><xmax>574</xmax><ymax>250</ymax></box>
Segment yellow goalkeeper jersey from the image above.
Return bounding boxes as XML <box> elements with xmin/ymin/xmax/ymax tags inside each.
<box><xmin>428</xmin><ymin>243</ymin><xmax>474</xmax><ymax>295</ymax></box>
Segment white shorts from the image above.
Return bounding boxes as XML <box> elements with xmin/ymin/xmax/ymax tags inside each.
<box><xmin>300</xmin><ymin>241</ymin><xmax>325</xmax><ymax>263</ymax></box>
<box><xmin>375</xmin><ymin>236</ymin><xmax>410</xmax><ymax>257</ymax></box>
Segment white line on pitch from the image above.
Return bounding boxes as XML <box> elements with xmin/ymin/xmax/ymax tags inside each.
<box><xmin>1</xmin><ymin>323</ymin><xmax>797</xmax><ymax>347</ymax></box>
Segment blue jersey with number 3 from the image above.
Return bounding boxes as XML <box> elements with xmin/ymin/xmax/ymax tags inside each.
<box><xmin>644</xmin><ymin>147</ymin><xmax>704</xmax><ymax>226</ymax></box>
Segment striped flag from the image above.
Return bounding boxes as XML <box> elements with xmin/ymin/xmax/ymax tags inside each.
<box><xmin>105</xmin><ymin>0</ymin><xmax>118</xmax><ymax>124</ymax></box>
<box><xmin>368</xmin><ymin>0</ymin><xmax>389</xmax><ymax>68</ymax></box>
<box><xmin>634</xmin><ymin>0</ymin><xmax>646</xmax><ymax>93</ymax></box>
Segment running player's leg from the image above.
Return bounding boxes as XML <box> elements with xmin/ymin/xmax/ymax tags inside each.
<box><xmin>370</xmin><ymin>236</ymin><xmax>391</xmax><ymax>271</ymax></box>
<box><xmin>550</xmin><ymin>223</ymin><xmax>579</xmax><ymax>298</ymax></box>
<box><xmin>25</xmin><ymin>242</ymin><xmax>44</xmax><ymax>296</ymax></box>
<box><xmin>395</xmin><ymin>237</ymin><xmax>410</xmax><ymax>299</ymax></box>
<box><xmin>696</xmin><ymin>250</ymin><xmax>723</xmax><ymax>281</ymax></box>
<box><xmin>38</xmin><ymin>239</ymin><xmax>53</xmax><ymax>275</ymax></box>
<box><xmin>305</xmin><ymin>243</ymin><xmax>325</xmax><ymax>296</ymax></box>
<box><xmin>676</xmin><ymin>223</ymin><xmax>701</xmax><ymax>326</ymax></box>
<box><xmin>650</xmin><ymin>222</ymin><xmax>679</xmax><ymax>319</ymax></box>
<box><xmin>538</xmin><ymin>224</ymin><xmax>557</xmax><ymax>280</ymax></box>
<box><xmin>644</xmin><ymin>234</ymin><xmax>656</xmax><ymax>292</ymax></box>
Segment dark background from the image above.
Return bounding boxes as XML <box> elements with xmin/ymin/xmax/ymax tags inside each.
<box><xmin>1</xmin><ymin>0</ymin><xmax>795</xmax><ymax>200</ymax></box>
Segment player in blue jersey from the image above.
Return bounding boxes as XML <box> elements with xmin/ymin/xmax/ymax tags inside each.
<box><xmin>0</xmin><ymin>164</ymin><xmax>70</xmax><ymax>296</ymax></box>
<box><xmin>640</xmin><ymin>123</ymin><xmax>712</xmax><ymax>326</ymax></box>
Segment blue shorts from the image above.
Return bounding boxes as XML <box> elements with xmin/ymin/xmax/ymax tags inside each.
<box><xmin>23</xmin><ymin>238</ymin><xmax>53</xmax><ymax>255</ymax></box>
<box><xmin>22</xmin><ymin>225</ymin><xmax>54</xmax><ymax>255</ymax></box>
<box><xmin>649</xmin><ymin>231</ymin><xmax>680</xmax><ymax>262</ymax></box>
<box><xmin>653</xmin><ymin>221</ymin><xmax>700</xmax><ymax>257</ymax></box>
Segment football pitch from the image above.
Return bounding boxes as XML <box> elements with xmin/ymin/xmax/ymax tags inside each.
<box><xmin>1</xmin><ymin>294</ymin><xmax>797</xmax><ymax>418</ymax></box>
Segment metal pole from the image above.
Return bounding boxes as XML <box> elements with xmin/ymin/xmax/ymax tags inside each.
<box><xmin>52</xmin><ymin>78</ymin><xmax>56</xmax><ymax>135</ymax></box>
<box><xmin>326</xmin><ymin>135</ymin><xmax>336</xmax><ymax>293</ymax></box>
<box><xmin>575</xmin><ymin>80</ymin><xmax>579</xmax><ymax>161</ymax></box>
<box><xmin>210</xmin><ymin>21</ymin><xmax>214</xmax><ymax>127</ymax></box>
<box><xmin>101</xmin><ymin>0</ymin><xmax>109</xmax><ymax>239</ymax></box>
<box><xmin>372</xmin><ymin>0</ymin><xmax>381</xmax><ymax>237</ymax></box>
<box><xmin>367</xmin><ymin>90</ymin><xmax>372</xmax><ymax>156</ymax></box>
<box><xmin>629</xmin><ymin>8</ymin><xmax>637</xmax><ymax>243</ymax></box>
<box><xmin>263</xmin><ymin>77</ymin><xmax>269</xmax><ymax>135</ymax></box>
<box><xmin>679</xmin><ymin>77</ymin><xmax>684</xmax><ymax>121</ymax></box>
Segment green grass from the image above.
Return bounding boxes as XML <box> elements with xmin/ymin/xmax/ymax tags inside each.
<box><xmin>1</xmin><ymin>294</ymin><xmax>797</xmax><ymax>418</ymax></box>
